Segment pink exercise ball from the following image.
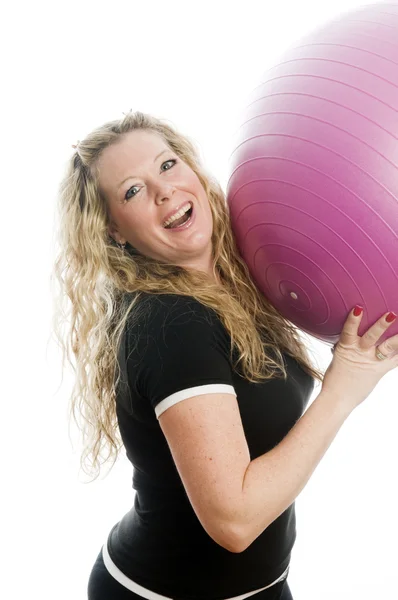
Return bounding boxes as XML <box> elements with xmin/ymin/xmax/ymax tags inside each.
<box><xmin>226</xmin><ymin>4</ymin><xmax>398</xmax><ymax>349</ymax></box>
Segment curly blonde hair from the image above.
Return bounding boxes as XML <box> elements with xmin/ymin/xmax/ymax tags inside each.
<box><xmin>51</xmin><ymin>110</ymin><xmax>324</xmax><ymax>482</ymax></box>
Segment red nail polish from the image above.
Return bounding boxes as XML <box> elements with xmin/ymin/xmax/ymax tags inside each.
<box><xmin>386</xmin><ymin>312</ymin><xmax>397</xmax><ymax>323</ymax></box>
<box><xmin>353</xmin><ymin>305</ymin><xmax>363</xmax><ymax>317</ymax></box>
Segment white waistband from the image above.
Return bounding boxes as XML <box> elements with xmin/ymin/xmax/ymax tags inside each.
<box><xmin>102</xmin><ymin>541</ymin><xmax>289</xmax><ymax>600</ymax></box>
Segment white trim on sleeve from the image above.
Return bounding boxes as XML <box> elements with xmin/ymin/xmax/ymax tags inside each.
<box><xmin>155</xmin><ymin>384</ymin><xmax>237</xmax><ymax>419</ymax></box>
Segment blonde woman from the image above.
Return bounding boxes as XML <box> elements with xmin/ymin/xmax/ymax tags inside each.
<box><xmin>53</xmin><ymin>111</ymin><xmax>398</xmax><ymax>600</ymax></box>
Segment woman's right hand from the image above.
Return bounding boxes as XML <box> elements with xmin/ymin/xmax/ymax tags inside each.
<box><xmin>321</xmin><ymin>307</ymin><xmax>398</xmax><ymax>413</ymax></box>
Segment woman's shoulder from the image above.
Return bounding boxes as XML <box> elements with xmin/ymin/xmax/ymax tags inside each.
<box><xmin>124</xmin><ymin>292</ymin><xmax>219</xmax><ymax>334</ymax></box>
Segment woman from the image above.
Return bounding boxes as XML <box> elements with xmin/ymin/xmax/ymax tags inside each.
<box><xmin>53</xmin><ymin>110</ymin><xmax>398</xmax><ymax>600</ymax></box>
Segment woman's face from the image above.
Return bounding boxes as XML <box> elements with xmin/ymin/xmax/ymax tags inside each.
<box><xmin>97</xmin><ymin>130</ymin><xmax>216</xmax><ymax>280</ymax></box>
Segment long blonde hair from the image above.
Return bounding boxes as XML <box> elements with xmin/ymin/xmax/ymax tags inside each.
<box><xmin>52</xmin><ymin>110</ymin><xmax>324</xmax><ymax>482</ymax></box>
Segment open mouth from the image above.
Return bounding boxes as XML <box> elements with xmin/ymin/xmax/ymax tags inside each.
<box><xmin>164</xmin><ymin>204</ymin><xmax>194</xmax><ymax>229</ymax></box>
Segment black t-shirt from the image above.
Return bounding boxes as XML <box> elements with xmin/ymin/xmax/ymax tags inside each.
<box><xmin>107</xmin><ymin>293</ymin><xmax>315</xmax><ymax>600</ymax></box>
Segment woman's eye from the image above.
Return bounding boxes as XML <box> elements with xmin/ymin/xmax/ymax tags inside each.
<box><xmin>162</xmin><ymin>158</ymin><xmax>177</xmax><ymax>172</ymax></box>
<box><xmin>124</xmin><ymin>158</ymin><xmax>177</xmax><ymax>201</ymax></box>
<box><xmin>124</xmin><ymin>185</ymin><xmax>140</xmax><ymax>201</ymax></box>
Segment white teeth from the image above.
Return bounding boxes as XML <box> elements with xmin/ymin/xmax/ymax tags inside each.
<box><xmin>163</xmin><ymin>203</ymin><xmax>192</xmax><ymax>228</ymax></box>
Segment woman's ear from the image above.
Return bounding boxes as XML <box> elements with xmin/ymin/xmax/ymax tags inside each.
<box><xmin>107</xmin><ymin>222</ymin><xmax>125</xmax><ymax>245</ymax></box>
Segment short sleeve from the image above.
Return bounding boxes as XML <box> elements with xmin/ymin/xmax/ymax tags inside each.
<box><xmin>126</xmin><ymin>295</ymin><xmax>237</xmax><ymax>419</ymax></box>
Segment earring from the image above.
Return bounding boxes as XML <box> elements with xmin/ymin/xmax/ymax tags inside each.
<box><xmin>117</xmin><ymin>241</ymin><xmax>126</xmax><ymax>251</ymax></box>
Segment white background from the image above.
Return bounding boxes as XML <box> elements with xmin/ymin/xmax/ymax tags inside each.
<box><xmin>2</xmin><ymin>1</ymin><xmax>397</xmax><ymax>598</ymax></box>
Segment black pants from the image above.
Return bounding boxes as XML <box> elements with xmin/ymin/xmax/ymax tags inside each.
<box><xmin>87</xmin><ymin>547</ymin><xmax>294</xmax><ymax>600</ymax></box>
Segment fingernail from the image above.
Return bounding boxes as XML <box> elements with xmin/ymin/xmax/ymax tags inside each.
<box><xmin>353</xmin><ymin>305</ymin><xmax>363</xmax><ymax>317</ymax></box>
<box><xmin>386</xmin><ymin>311</ymin><xmax>397</xmax><ymax>323</ymax></box>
